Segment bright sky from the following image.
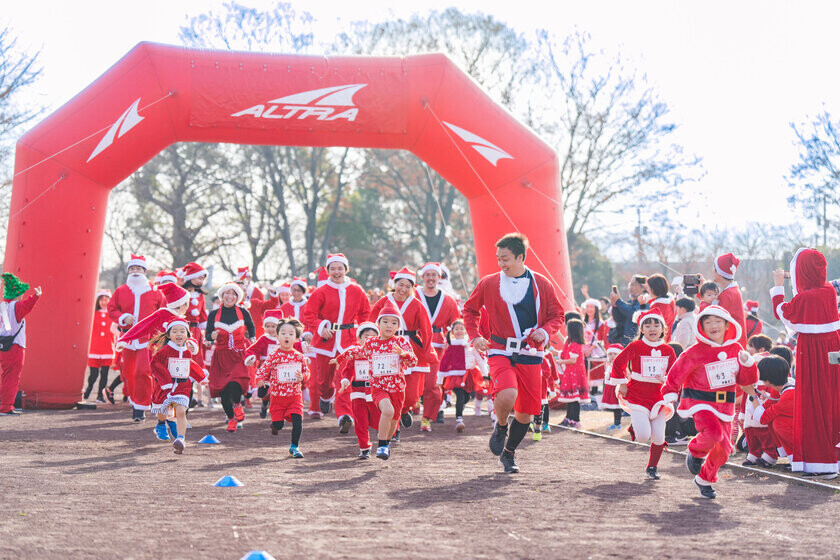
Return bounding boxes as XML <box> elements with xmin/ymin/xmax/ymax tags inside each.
<box><xmin>4</xmin><ymin>0</ymin><xmax>835</xmax><ymax>236</ymax></box>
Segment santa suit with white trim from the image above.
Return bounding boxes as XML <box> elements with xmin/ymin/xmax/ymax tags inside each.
<box><xmin>281</xmin><ymin>278</ymin><xmax>309</xmax><ymax>321</ymax></box>
<box><xmin>714</xmin><ymin>253</ymin><xmax>748</xmax><ymax>350</ymax></box>
<box><xmin>335</xmin><ymin>322</ymin><xmax>382</xmax><ymax>450</ymax></box>
<box><xmin>107</xmin><ymin>256</ymin><xmax>165</xmax><ymax>411</ymax></box>
<box><xmin>300</xmin><ymin>254</ymin><xmax>371</xmax><ymax>418</ymax></box>
<box><xmin>462</xmin><ymin>269</ymin><xmax>564</xmax><ymax>416</ymax></box>
<box><xmin>611</xmin><ymin>310</ymin><xmax>677</xmax><ymax>469</ymax></box>
<box><xmin>648</xmin><ymin>297</ymin><xmax>676</xmax><ymax>343</ymax></box>
<box><xmin>770</xmin><ymin>247</ymin><xmax>840</xmax><ymax>474</ymax></box>
<box><xmin>237</xmin><ymin>267</ymin><xmax>266</xmax><ymax>337</ymax></box>
<box><xmin>416</xmin><ymin>262</ymin><xmax>461</xmax><ymax>422</ymax></box>
<box><xmin>88</xmin><ymin>297</ymin><xmax>116</xmax><ymax>369</ymax></box>
<box><xmin>150</xmin><ymin>335</ymin><xmax>206</xmax><ymax>415</ymax></box>
<box><xmin>369</xmin><ymin>268</ymin><xmax>438</xmax><ymax>418</ymax></box>
<box><xmin>0</xmin><ymin>284</ymin><xmax>40</xmax><ymax>414</ymax></box>
<box><xmin>178</xmin><ymin>263</ymin><xmax>209</xmax><ymax>369</ymax></box>
<box><xmin>661</xmin><ymin>305</ymin><xmax>758</xmax><ymax>486</ymax></box>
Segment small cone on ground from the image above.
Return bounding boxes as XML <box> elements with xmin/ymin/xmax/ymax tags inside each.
<box><xmin>198</xmin><ymin>434</ymin><xmax>221</xmax><ymax>444</ymax></box>
<box><xmin>240</xmin><ymin>552</ymin><xmax>276</xmax><ymax>560</ymax></box>
<box><xmin>213</xmin><ymin>475</ymin><xmax>243</xmax><ymax>487</ymax></box>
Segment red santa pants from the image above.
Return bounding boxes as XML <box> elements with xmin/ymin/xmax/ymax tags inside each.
<box><xmin>351</xmin><ymin>397</ymin><xmax>381</xmax><ymax>449</ymax></box>
<box><xmin>270</xmin><ymin>394</ymin><xmax>304</xmax><ymax>422</ymax></box>
<box><xmin>309</xmin><ymin>354</ymin><xmax>352</xmax><ymax>419</ymax></box>
<box><xmin>688</xmin><ymin>410</ymin><xmax>733</xmax><ymax>484</ymax></box>
<box><xmin>488</xmin><ymin>356</ymin><xmax>542</xmax><ymax>415</ymax></box>
<box><xmin>745</xmin><ymin>426</ymin><xmax>778</xmax><ymax>462</ymax></box>
<box><xmin>0</xmin><ymin>345</ymin><xmax>24</xmax><ymax>413</ymax></box>
<box><xmin>401</xmin><ymin>371</ymin><xmax>424</xmax><ymax>414</ymax></box>
<box><xmin>422</xmin><ymin>362</ymin><xmax>443</xmax><ymax>421</ymax></box>
<box><xmin>122</xmin><ymin>347</ymin><xmax>152</xmax><ymax>410</ymax></box>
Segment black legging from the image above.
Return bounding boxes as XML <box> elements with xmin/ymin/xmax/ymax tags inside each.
<box><xmin>453</xmin><ymin>388</ymin><xmax>470</xmax><ymax>418</ymax></box>
<box><xmin>84</xmin><ymin>366</ymin><xmax>109</xmax><ymax>399</ymax></box>
<box><xmin>613</xmin><ymin>409</ymin><xmax>622</xmax><ymax>425</ymax></box>
<box><xmin>273</xmin><ymin>414</ymin><xmax>303</xmax><ymax>446</ymax></box>
<box><xmin>220</xmin><ymin>382</ymin><xmax>243</xmax><ymax>419</ymax></box>
<box><xmin>535</xmin><ymin>403</ymin><xmax>550</xmax><ymax>425</ymax></box>
<box><xmin>565</xmin><ymin>401</ymin><xmax>581</xmax><ymax>422</ymax></box>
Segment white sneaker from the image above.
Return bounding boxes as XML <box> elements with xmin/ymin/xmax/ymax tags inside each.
<box><xmin>490</xmin><ymin>412</ymin><xmax>497</xmax><ymax>422</ymax></box>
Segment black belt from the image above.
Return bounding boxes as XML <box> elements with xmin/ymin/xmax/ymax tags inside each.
<box><xmin>682</xmin><ymin>388</ymin><xmax>735</xmax><ymax>404</ymax></box>
<box><xmin>351</xmin><ymin>380</ymin><xmax>369</xmax><ymax>388</ymax></box>
<box><xmin>189</xmin><ymin>322</ymin><xmax>199</xmax><ymax>328</ymax></box>
<box><xmin>173</xmin><ymin>378</ymin><xmax>192</xmax><ymax>384</ymax></box>
<box><xmin>432</xmin><ymin>327</ymin><xmax>443</xmax><ymax>334</ymax></box>
<box><xmin>331</xmin><ymin>323</ymin><xmax>356</xmax><ymax>331</ymax></box>
<box><xmin>397</xmin><ymin>329</ymin><xmax>421</xmax><ymax>347</ymax></box>
<box><xmin>489</xmin><ymin>334</ymin><xmax>524</xmax><ymax>365</ymax></box>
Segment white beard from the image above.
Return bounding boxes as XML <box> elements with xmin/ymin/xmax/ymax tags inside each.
<box><xmin>126</xmin><ymin>273</ymin><xmax>151</xmax><ymax>295</ymax></box>
<box><xmin>499</xmin><ymin>271</ymin><xmax>530</xmax><ymax>305</ymax></box>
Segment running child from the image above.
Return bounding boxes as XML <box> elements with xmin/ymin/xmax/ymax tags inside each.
<box><xmin>557</xmin><ymin>319</ymin><xmax>588</xmax><ymax>428</ymax></box>
<box><xmin>599</xmin><ymin>344</ymin><xmax>625</xmax><ymax>430</ymax></box>
<box><xmin>437</xmin><ymin>319</ymin><xmax>488</xmax><ymax>433</ymax></box>
<box><xmin>336</xmin><ymin>322</ymin><xmax>381</xmax><ymax>458</ymax></box>
<box><xmin>255</xmin><ymin>318</ymin><xmax>310</xmax><ymax>458</ymax></box>
<box><xmin>245</xmin><ymin>309</ymin><xmax>285</xmax><ymax>419</ymax></box>
<box><xmin>533</xmin><ymin>346</ymin><xmax>559</xmax><ymax>441</ymax></box>
<box><xmin>611</xmin><ymin>310</ymin><xmax>677</xmax><ymax>480</ymax></box>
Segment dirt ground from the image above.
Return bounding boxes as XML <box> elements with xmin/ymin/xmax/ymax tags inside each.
<box><xmin>1</xmin><ymin>401</ymin><xmax>838</xmax><ymax>560</ymax></box>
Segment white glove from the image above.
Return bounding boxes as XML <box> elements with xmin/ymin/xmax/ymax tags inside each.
<box><xmin>244</xmin><ymin>355</ymin><xmax>257</xmax><ymax>367</ymax></box>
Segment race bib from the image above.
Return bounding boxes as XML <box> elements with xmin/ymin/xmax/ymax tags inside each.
<box><xmin>372</xmin><ymin>353</ymin><xmax>399</xmax><ymax>377</ymax></box>
<box><xmin>266</xmin><ymin>344</ymin><xmax>279</xmax><ymax>357</ymax></box>
<box><xmin>275</xmin><ymin>363</ymin><xmax>301</xmax><ymax>383</ymax></box>
<box><xmin>168</xmin><ymin>358</ymin><xmax>191</xmax><ymax>379</ymax></box>
<box><xmin>354</xmin><ymin>360</ymin><xmax>370</xmax><ymax>381</ymax></box>
<box><xmin>640</xmin><ymin>356</ymin><xmax>668</xmax><ymax>381</ymax></box>
<box><xmin>705</xmin><ymin>358</ymin><xmax>738</xmax><ymax>389</ymax></box>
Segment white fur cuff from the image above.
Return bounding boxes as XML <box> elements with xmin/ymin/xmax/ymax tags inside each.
<box><xmin>769</xmin><ymin>285</ymin><xmax>785</xmax><ymax>298</ymax></box>
<box><xmin>662</xmin><ymin>392</ymin><xmax>679</xmax><ymax>403</ymax></box>
<box><xmin>118</xmin><ymin>313</ymin><xmax>134</xmax><ymax>326</ymax></box>
<box><xmin>244</xmin><ymin>355</ymin><xmax>257</xmax><ymax>367</ymax></box>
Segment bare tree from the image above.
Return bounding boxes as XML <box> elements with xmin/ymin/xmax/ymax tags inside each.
<box><xmin>0</xmin><ymin>27</ymin><xmax>41</xmax><ymax>180</ymax></box>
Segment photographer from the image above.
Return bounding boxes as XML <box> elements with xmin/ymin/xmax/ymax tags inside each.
<box><xmin>609</xmin><ymin>275</ymin><xmax>649</xmax><ymax>347</ymax></box>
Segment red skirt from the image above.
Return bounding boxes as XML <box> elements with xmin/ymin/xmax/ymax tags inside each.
<box><xmin>443</xmin><ymin>367</ymin><xmax>485</xmax><ymax>392</ymax></box>
<box><xmin>600</xmin><ymin>380</ymin><xmax>621</xmax><ymax>410</ymax></box>
<box><xmin>209</xmin><ymin>346</ymin><xmax>251</xmax><ymax>398</ymax></box>
<box><xmin>557</xmin><ymin>364</ymin><xmax>589</xmax><ymax>403</ymax></box>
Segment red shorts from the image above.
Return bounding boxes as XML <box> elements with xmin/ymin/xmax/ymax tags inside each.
<box><xmin>87</xmin><ymin>357</ymin><xmax>113</xmax><ymax>368</ymax></box>
<box><xmin>488</xmin><ymin>356</ymin><xmax>542</xmax><ymax>415</ymax></box>
<box><xmin>371</xmin><ymin>388</ymin><xmax>406</xmax><ymax>415</ymax></box>
<box><xmin>269</xmin><ymin>395</ymin><xmax>304</xmax><ymax>422</ymax></box>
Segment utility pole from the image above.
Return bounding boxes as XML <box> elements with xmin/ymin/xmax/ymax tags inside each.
<box><xmin>635</xmin><ymin>207</ymin><xmax>647</xmax><ymax>263</ymax></box>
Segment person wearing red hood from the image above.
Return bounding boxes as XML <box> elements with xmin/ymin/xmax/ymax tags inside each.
<box><xmin>771</xmin><ymin>248</ymin><xmax>840</xmax><ymax>478</ymax></box>
<box><xmin>744</xmin><ymin>300</ymin><xmax>763</xmax><ymax>339</ymax></box>
<box><xmin>712</xmin><ymin>253</ymin><xmax>748</xmax><ymax>350</ymax></box>
<box><xmin>661</xmin><ymin>305</ymin><xmax>758</xmax><ymax>498</ymax></box>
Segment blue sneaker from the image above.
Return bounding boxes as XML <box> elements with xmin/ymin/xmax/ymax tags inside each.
<box><xmin>376</xmin><ymin>445</ymin><xmax>391</xmax><ymax>460</ymax></box>
<box><xmin>166</xmin><ymin>420</ymin><xmax>178</xmax><ymax>439</ymax></box>
<box><xmin>541</xmin><ymin>423</ymin><xmax>551</xmax><ymax>433</ymax></box>
<box><xmin>154</xmin><ymin>422</ymin><xmax>169</xmax><ymax>441</ymax></box>
<box><xmin>289</xmin><ymin>445</ymin><xmax>304</xmax><ymax>458</ymax></box>
<box><xmin>606</xmin><ymin>423</ymin><xmax>622</xmax><ymax>431</ymax></box>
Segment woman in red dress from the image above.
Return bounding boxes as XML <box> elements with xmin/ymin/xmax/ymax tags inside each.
<box><xmin>85</xmin><ymin>289</ymin><xmax>116</xmax><ymax>402</ymax></box>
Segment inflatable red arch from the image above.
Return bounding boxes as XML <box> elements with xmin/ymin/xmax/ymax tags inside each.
<box><xmin>6</xmin><ymin>42</ymin><xmax>573</xmax><ymax>408</ymax></box>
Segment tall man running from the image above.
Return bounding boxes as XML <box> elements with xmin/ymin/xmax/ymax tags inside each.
<box><xmin>463</xmin><ymin>233</ymin><xmax>564</xmax><ymax>473</ymax></box>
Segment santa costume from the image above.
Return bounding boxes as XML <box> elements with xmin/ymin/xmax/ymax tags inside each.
<box><xmin>661</xmin><ymin>305</ymin><xmax>758</xmax><ymax>497</ymax></box>
<box><xmin>336</xmin><ymin>321</ymin><xmax>383</xmax><ymax>456</ymax></box>
<box><xmin>744</xmin><ymin>300</ymin><xmax>763</xmax><ymax>338</ymax></box>
<box><xmin>754</xmin><ymin>382</ymin><xmax>795</xmax><ymax>459</ymax></box>
<box><xmin>648</xmin><ymin>295</ymin><xmax>676</xmax><ymax>343</ymax></box>
<box><xmin>581</xmin><ymin>298</ymin><xmax>609</xmax><ymax>387</ymax></box>
<box><xmin>237</xmin><ymin>266</ymin><xmax>266</xmax><ymax>336</ymax></box>
<box><xmin>206</xmin><ymin>282</ymin><xmax>256</xmax><ymax>431</ymax></box>
<box><xmin>301</xmin><ymin>254</ymin><xmax>371</xmax><ymax>423</ymax></box>
<box><xmin>770</xmin><ymin>247</ymin><xmax>840</xmax><ymax>475</ymax></box>
<box><xmin>416</xmin><ymin>262</ymin><xmax>462</xmax><ymax>425</ymax></box>
<box><xmin>557</xmin><ymin>338</ymin><xmax>588</xmax><ymax>405</ymax></box>
<box><xmin>611</xmin><ymin>310</ymin><xmax>677</xmax><ymax>477</ymax></box>
<box><xmin>178</xmin><ymin>262</ymin><xmax>209</xmax><ymax>367</ymax></box>
<box><xmin>0</xmin><ymin>273</ymin><xmax>40</xmax><ymax>415</ymax></box>
<box><xmin>280</xmin><ymin>277</ymin><xmax>309</xmax><ymax>320</ymax></box>
<box><xmin>599</xmin><ymin>344</ymin><xmax>624</xmax><ymax>412</ymax></box>
<box><xmin>107</xmin><ymin>255</ymin><xmax>165</xmax><ymax>420</ymax></box>
<box><xmin>85</xmin><ymin>289</ymin><xmax>116</xmax><ymax>401</ymax></box>
<box><xmin>714</xmin><ymin>253</ymin><xmax>748</xmax><ymax>350</ymax></box>
<box><xmin>370</xmin><ymin>267</ymin><xmax>438</xmax><ymax>430</ymax></box>
<box><xmin>437</xmin><ymin>334</ymin><xmax>488</xmax><ymax>431</ymax></box>
<box><xmin>741</xmin><ymin>391</ymin><xmax>779</xmax><ymax>467</ymax></box>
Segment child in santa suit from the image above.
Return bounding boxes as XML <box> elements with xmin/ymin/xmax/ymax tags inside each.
<box><xmin>599</xmin><ymin>344</ymin><xmax>625</xmax><ymax>431</ymax></box>
<box><xmin>280</xmin><ymin>277</ymin><xmax>309</xmax><ymax>321</ymax></box>
<box><xmin>437</xmin><ymin>319</ymin><xmax>488</xmax><ymax>433</ymax></box>
<box><xmin>0</xmin><ymin>273</ymin><xmax>41</xmax><ymax>415</ymax></box>
<box><xmin>85</xmin><ymin>289</ymin><xmax>116</xmax><ymax>403</ymax></box>
<box><xmin>646</xmin><ymin>275</ymin><xmax>676</xmax><ymax>342</ymax></box>
<box><xmin>341</xmin><ymin>301</ymin><xmax>417</xmax><ymax>460</ymax></box>
<box><xmin>336</xmin><ymin>322</ymin><xmax>382</xmax><ymax>459</ymax></box>
<box><xmin>148</xmin><ymin>319</ymin><xmax>206</xmax><ymax>453</ymax></box>
<box><xmin>235</xmin><ymin>266</ymin><xmax>266</xmax><ymax>336</ymax></box>
<box><xmin>661</xmin><ymin>305</ymin><xmax>758</xmax><ymax>498</ymax></box>
<box><xmin>256</xmin><ymin>318</ymin><xmax>310</xmax><ymax>458</ymax></box>
<box><xmin>771</xmin><ymin>249</ymin><xmax>840</xmax><ymax>477</ymax></box>
<box><xmin>245</xmin><ymin>309</ymin><xmax>284</xmax><ymax>419</ymax></box>
<box><xmin>752</xmin><ymin>355</ymin><xmax>795</xmax><ymax>467</ymax></box>
<box><xmin>557</xmin><ymin>319</ymin><xmax>588</xmax><ymax>428</ymax></box>
<box><xmin>612</xmin><ymin>310</ymin><xmax>677</xmax><ymax>480</ymax></box>
<box><xmin>533</xmin><ymin>346</ymin><xmax>559</xmax><ymax>441</ymax></box>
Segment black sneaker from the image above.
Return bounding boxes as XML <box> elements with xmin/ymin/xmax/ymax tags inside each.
<box><xmin>358</xmin><ymin>448</ymin><xmax>371</xmax><ymax>460</ymax></box>
<box><xmin>260</xmin><ymin>402</ymin><xmax>268</xmax><ymax>419</ymax></box>
<box><xmin>132</xmin><ymin>408</ymin><xmax>145</xmax><ymax>422</ymax></box>
<box><xmin>339</xmin><ymin>415</ymin><xmax>353</xmax><ymax>434</ymax></box>
<box><xmin>685</xmin><ymin>453</ymin><xmax>704</xmax><ymax>475</ymax></box>
<box><xmin>646</xmin><ymin>466</ymin><xmax>661</xmax><ymax>480</ymax></box>
<box><xmin>435</xmin><ymin>410</ymin><xmax>445</xmax><ymax>424</ymax></box>
<box><xmin>489</xmin><ymin>422</ymin><xmax>508</xmax><ymax>456</ymax></box>
<box><xmin>400</xmin><ymin>412</ymin><xmax>413</xmax><ymax>428</ymax></box>
<box><xmin>694</xmin><ymin>479</ymin><xmax>716</xmax><ymax>499</ymax></box>
<box><xmin>499</xmin><ymin>450</ymin><xmax>519</xmax><ymax>474</ymax></box>
<box><xmin>392</xmin><ymin>430</ymin><xmax>401</xmax><ymax>443</ymax></box>
<box><xmin>319</xmin><ymin>398</ymin><xmax>332</xmax><ymax>415</ymax></box>
<box><xmin>270</xmin><ymin>421</ymin><xmax>284</xmax><ymax>435</ymax></box>
<box><xmin>755</xmin><ymin>458</ymin><xmax>776</xmax><ymax>469</ymax></box>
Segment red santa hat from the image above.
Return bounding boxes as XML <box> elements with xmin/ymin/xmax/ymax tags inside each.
<box><xmin>178</xmin><ymin>262</ymin><xmax>207</xmax><ymax>283</ymax></box>
<box><xmin>216</xmin><ymin>282</ymin><xmax>245</xmax><ymax>303</ymax></box>
<box><xmin>419</xmin><ymin>262</ymin><xmax>442</xmax><ymax>276</ymax></box>
<box><xmin>290</xmin><ymin>277</ymin><xmax>307</xmax><ymax>290</ymax></box>
<box><xmin>325</xmin><ymin>253</ymin><xmax>349</xmax><ymax>269</ymax></box>
<box><xmin>377</xmin><ymin>300</ymin><xmax>402</xmax><ymax>323</ymax></box>
<box><xmin>606</xmin><ymin>344</ymin><xmax>624</xmax><ymax>355</ymax></box>
<box><xmin>745</xmin><ymin>300</ymin><xmax>759</xmax><ymax>314</ymax></box>
<box><xmin>582</xmin><ymin>298</ymin><xmax>601</xmax><ymax>311</ymax></box>
<box><xmin>126</xmin><ymin>254</ymin><xmax>147</xmax><ymax>271</ymax></box>
<box><xmin>157</xmin><ymin>282</ymin><xmax>190</xmax><ymax>310</ymax></box>
<box><xmin>236</xmin><ymin>266</ymin><xmax>251</xmax><ymax>282</ymax></box>
<box><xmin>263</xmin><ymin>309</ymin><xmax>284</xmax><ymax>326</ymax></box>
<box><xmin>694</xmin><ymin>304</ymin><xmax>742</xmax><ymax>347</ymax></box>
<box><xmin>392</xmin><ymin>266</ymin><xmax>416</xmax><ymax>285</ymax></box>
<box><xmin>634</xmin><ymin>309</ymin><xmax>666</xmax><ymax>327</ymax></box>
<box><xmin>277</xmin><ymin>282</ymin><xmax>292</xmax><ymax>295</ymax></box>
<box><xmin>309</xmin><ymin>267</ymin><xmax>329</xmax><ymax>287</ymax></box>
<box><xmin>165</xmin><ymin>318</ymin><xmax>190</xmax><ymax>332</ymax></box>
<box><xmin>357</xmin><ymin>321</ymin><xmax>379</xmax><ymax>336</ymax></box>
<box><xmin>95</xmin><ymin>289</ymin><xmax>112</xmax><ymax>299</ymax></box>
<box><xmin>714</xmin><ymin>253</ymin><xmax>740</xmax><ymax>280</ymax></box>
<box><xmin>387</xmin><ymin>270</ymin><xmax>397</xmax><ymax>290</ymax></box>
<box><xmin>154</xmin><ymin>270</ymin><xmax>178</xmax><ymax>285</ymax></box>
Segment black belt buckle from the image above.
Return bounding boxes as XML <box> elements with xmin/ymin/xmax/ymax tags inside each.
<box><xmin>715</xmin><ymin>391</ymin><xmax>726</xmax><ymax>403</ymax></box>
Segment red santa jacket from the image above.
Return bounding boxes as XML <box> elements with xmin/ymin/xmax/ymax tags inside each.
<box><xmin>338</xmin><ymin>346</ymin><xmax>373</xmax><ymax>401</ymax></box>
<box><xmin>661</xmin><ymin>305</ymin><xmax>758</xmax><ymax>422</ymax></box>
<box><xmin>186</xmin><ymin>290</ymin><xmax>208</xmax><ymax>328</ymax></box>
<box><xmin>281</xmin><ymin>298</ymin><xmax>308</xmax><ymax>321</ymax></box>
<box><xmin>755</xmin><ymin>383</ymin><xmax>795</xmax><ymax>455</ymax></box>
<box><xmin>107</xmin><ymin>282</ymin><xmax>164</xmax><ymax>350</ymax></box>
<box><xmin>255</xmin><ymin>347</ymin><xmax>310</xmax><ymax>398</ymax></box>
<box><xmin>89</xmin><ymin>309</ymin><xmax>116</xmax><ymax>359</ymax></box>
<box><xmin>301</xmin><ymin>279</ymin><xmax>371</xmax><ymax>357</ymax></box>
<box><xmin>541</xmin><ymin>352</ymin><xmax>560</xmax><ymax>394</ymax></box>
<box><xmin>770</xmin><ymin>247</ymin><xmax>840</xmax><ymax>335</ymax></box>
<box><xmin>649</xmin><ymin>297</ymin><xmax>676</xmax><ymax>342</ymax></box>
<box><xmin>463</xmin><ymin>269</ymin><xmax>564</xmax><ymax>360</ymax></box>
<box><xmin>415</xmin><ymin>289</ymin><xmax>461</xmax><ymax>350</ymax></box>
<box><xmin>717</xmin><ymin>282</ymin><xmax>747</xmax><ymax>349</ymax></box>
<box><xmin>118</xmin><ymin>308</ymin><xmax>195</xmax><ymax>352</ymax></box>
<box><xmin>150</xmin><ymin>341</ymin><xmax>206</xmax><ymax>399</ymax></box>
<box><xmin>244</xmin><ymin>334</ymin><xmax>281</xmax><ymax>366</ymax></box>
<box><xmin>370</xmin><ymin>293</ymin><xmax>438</xmax><ymax>371</ymax></box>
<box><xmin>244</xmin><ymin>284</ymin><xmax>266</xmax><ymax>337</ymax></box>
<box><xmin>339</xmin><ymin>335</ymin><xmax>417</xmax><ymax>393</ymax></box>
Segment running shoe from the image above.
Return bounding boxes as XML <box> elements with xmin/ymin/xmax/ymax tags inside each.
<box><xmin>319</xmin><ymin>398</ymin><xmax>332</xmax><ymax>415</ymax></box>
<box><xmin>154</xmin><ymin>423</ymin><xmax>169</xmax><ymax>441</ymax></box>
<box><xmin>226</xmin><ymin>418</ymin><xmax>238</xmax><ymax>432</ymax></box>
<box><xmin>606</xmin><ymin>423</ymin><xmax>622</xmax><ymax>431</ymax></box>
<box><xmin>489</xmin><ymin>422</ymin><xmax>507</xmax><ymax>456</ymax></box>
<box><xmin>420</xmin><ymin>418</ymin><xmax>432</xmax><ymax>432</ymax></box>
<box><xmin>499</xmin><ymin>450</ymin><xmax>519</xmax><ymax>473</ymax></box>
<box><xmin>339</xmin><ymin>415</ymin><xmax>353</xmax><ymax>434</ymax></box>
<box><xmin>289</xmin><ymin>445</ymin><xmax>304</xmax><ymax>459</ymax></box>
<box><xmin>400</xmin><ymin>412</ymin><xmax>413</xmax><ymax>428</ymax></box>
<box><xmin>646</xmin><ymin>466</ymin><xmax>661</xmax><ymax>480</ymax></box>
<box><xmin>173</xmin><ymin>437</ymin><xmax>185</xmax><ymax>455</ymax></box>
<box><xmin>358</xmin><ymin>448</ymin><xmax>371</xmax><ymax>460</ymax></box>
<box><xmin>456</xmin><ymin>419</ymin><xmax>465</xmax><ymax>433</ymax></box>
<box><xmin>166</xmin><ymin>420</ymin><xmax>178</xmax><ymax>439</ymax></box>
<box><xmin>233</xmin><ymin>405</ymin><xmax>245</xmax><ymax>423</ymax></box>
<box><xmin>541</xmin><ymin>423</ymin><xmax>551</xmax><ymax>433</ymax></box>
<box><xmin>376</xmin><ymin>446</ymin><xmax>391</xmax><ymax>460</ymax></box>
<box><xmin>685</xmin><ymin>453</ymin><xmax>704</xmax><ymax>475</ymax></box>
<box><xmin>694</xmin><ymin>478</ymin><xmax>716</xmax><ymax>499</ymax></box>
